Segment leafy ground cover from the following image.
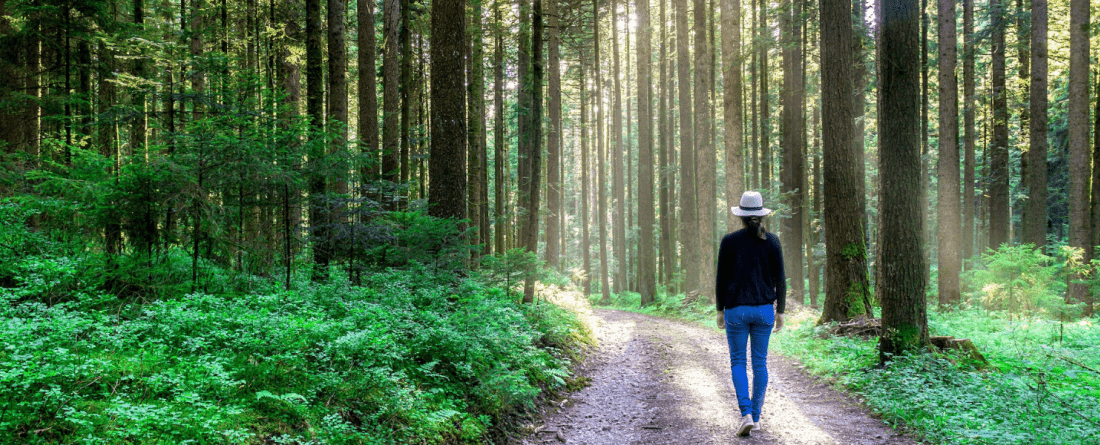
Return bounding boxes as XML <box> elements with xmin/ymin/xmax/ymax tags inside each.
<box><xmin>0</xmin><ymin>201</ymin><xmax>593</xmax><ymax>444</ymax></box>
<box><xmin>598</xmin><ymin>291</ymin><xmax>1100</xmax><ymax>444</ymax></box>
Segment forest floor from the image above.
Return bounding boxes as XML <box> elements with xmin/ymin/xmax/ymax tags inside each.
<box><xmin>513</xmin><ymin>309</ymin><xmax>922</xmax><ymax>445</ymax></box>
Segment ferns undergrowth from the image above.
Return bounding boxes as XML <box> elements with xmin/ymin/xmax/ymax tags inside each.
<box><xmin>0</xmin><ymin>199</ymin><xmax>594</xmax><ymax>444</ymax></box>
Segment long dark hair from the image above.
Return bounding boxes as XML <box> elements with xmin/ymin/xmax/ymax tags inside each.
<box><xmin>741</xmin><ymin>216</ymin><xmax>766</xmax><ymax>239</ymax></box>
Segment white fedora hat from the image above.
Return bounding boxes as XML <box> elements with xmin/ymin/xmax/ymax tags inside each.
<box><xmin>731</xmin><ymin>191</ymin><xmax>772</xmax><ymax>217</ymax></box>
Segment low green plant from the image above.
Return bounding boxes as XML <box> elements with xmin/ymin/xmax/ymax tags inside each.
<box><xmin>1</xmin><ymin>246</ymin><xmax>591</xmax><ymax>444</ymax></box>
<box><xmin>770</xmin><ymin>305</ymin><xmax>1100</xmax><ymax>444</ymax></box>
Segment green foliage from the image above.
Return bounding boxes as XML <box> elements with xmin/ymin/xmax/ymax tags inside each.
<box><xmin>963</xmin><ymin>244</ymin><xmax>1073</xmax><ymax>316</ymax></box>
<box><xmin>480</xmin><ymin>248</ymin><xmax>542</xmax><ymax>297</ymax></box>
<box><xmin>0</xmin><ymin>262</ymin><xmax>589</xmax><ymax>443</ymax></box>
<box><xmin>771</xmin><ymin>306</ymin><xmax>1100</xmax><ymax>444</ymax></box>
<box><xmin>0</xmin><ymin>195</ymin><xmax>591</xmax><ymax>443</ymax></box>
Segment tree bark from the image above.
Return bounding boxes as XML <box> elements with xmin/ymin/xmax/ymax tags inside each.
<box><xmin>428</xmin><ymin>0</ymin><xmax>468</xmax><ymax>222</ymax></box>
<box><xmin>694</xmin><ymin>0</ymin><xmax>715</xmax><ymax>303</ymax></box>
<box><xmin>962</xmin><ymin>0</ymin><xmax>975</xmax><ymax>261</ymax></box>
<box><xmin>382</xmin><ymin>0</ymin><xmax>400</xmax><ymax>191</ymax></box>
<box><xmin>582</xmin><ymin>60</ymin><xmax>592</xmax><ymax>294</ymax></box>
<box><xmin>937</xmin><ymin>0</ymin><xmax>961</xmax><ymax>306</ymax></box>
<box><xmin>468</xmin><ymin>0</ymin><xmax>484</xmax><ymax>259</ymax></box>
<box><xmin>722</xmin><ymin>0</ymin><xmax>743</xmax><ymax>234</ymax></box>
<box><xmin>1089</xmin><ymin>71</ymin><xmax>1100</xmax><ymax>316</ymax></box>
<box><xmin>1014</xmin><ymin>0</ymin><xmax>1030</xmax><ymax>245</ymax></box>
<box><xmin>190</xmin><ymin>0</ymin><xmax>205</xmax><ymax>120</ymax></box>
<box><xmin>759</xmin><ymin>0</ymin><xmax>770</xmax><ymax>189</ymax></box>
<box><xmin>988</xmin><ymin>0</ymin><xmax>1009</xmax><ymax>249</ymax></box>
<box><xmin>494</xmin><ymin>4</ymin><xmax>506</xmax><ymax>255</ymax></box>
<box><xmin>522</xmin><ymin>0</ymin><xmax>544</xmax><ymax>303</ymax></box>
<box><xmin>1066</xmin><ymin>0</ymin><xmax>1090</xmax><ymax>307</ymax></box>
<box><xmin>781</xmin><ymin>0</ymin><xmax>805</xmax><ymax>302</ymax></box>
<box><xmin>307</xmin><ymin>0</ymin><xmax>329</xmax><ymax>280</ymax></box>
<box><xmin>638</xmin><ymin>0</ymin><xmax>656</xmax><ymax>304</ymax></box>
<box><xmin>359</xmin><ymin>0</ymin><xmax>378</xmax><ymax>181</ymax></box>
<box><xmin>676</xmin><ymin>0</ymin><xmax>697</xmax><ymax>297</ymax></box>
<box><xmin>658</xmin><ymin>0</ymin><xmax>674</xmax><ymax>289</ymax></box>
<box><xmin>132</xmin><ymin>0</ymin><xmax>146</xmax><ymax>156</ymax></box>
<box><xmin>545</xmin><ymin>0</ymin><xmax>561</xmax><ymax>271</ymax></box>
<box><xmin>611</xmin><ymin>0</ymin><xmax>626</xmax><ymax>293</ymax></box>
<box><xmin>400</xmin><ymin>0</ymin><xmax>412</xmax><ymax>186</ymax></box>
<box><xmin>820</xmin><ymin>0</ymin><xmax>871</xmax><ymax>324</ymax></box>
<box><xmin>876</xmin><ymin>0</ymin><xmax>929</xmax><ymax>360</ymax></box>
<box><xmin>596</xmin><ymin>0</ymin><xmax>612</xmax><ymax>303</ymax></box>
<box><xmin>1023</xmin><ymin>0</ymin><xmax>1047</xmax><ymax>249</ymax></box>
<box><xmin>329</xmin><ymin>0</ymin><xmax>349</xmax><ymax>200</ymax></box>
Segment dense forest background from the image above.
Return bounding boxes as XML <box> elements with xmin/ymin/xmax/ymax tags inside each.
<box><xmin>0</xmin><ymin>0</ymin><xmax>1099</xmax><ymax>441</ymax></box>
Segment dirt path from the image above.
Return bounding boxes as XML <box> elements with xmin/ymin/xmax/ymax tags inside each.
<box><xmin>517</xmin><ymin>309</ymin><xmax>920</xmax><ymax>445</ymax></box>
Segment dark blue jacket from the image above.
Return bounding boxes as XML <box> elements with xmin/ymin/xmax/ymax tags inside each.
<box><xmin>715</xmin><ymin>228</ymin><xmax>787</xmax><ymax>314</ymax></box>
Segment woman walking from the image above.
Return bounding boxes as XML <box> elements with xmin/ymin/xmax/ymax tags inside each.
<box><xmin>715</xmin><ymin>191</ymin><xmax>786</xmax><ymax>437</ymax></box>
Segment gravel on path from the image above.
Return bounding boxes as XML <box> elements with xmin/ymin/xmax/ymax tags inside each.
<box><xmin>515</xmin><ymin>309</ymin><xmax>920</xmax><ymax>445</ymax></box>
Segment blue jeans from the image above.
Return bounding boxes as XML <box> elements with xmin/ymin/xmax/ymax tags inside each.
<box><xmin>724</xmin><ymin>304</ymin><xmax>775</xmax><ymax>422</ymax></box>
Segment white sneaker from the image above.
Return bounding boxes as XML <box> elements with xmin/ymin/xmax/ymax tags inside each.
<box><xmin>755</xmin><ymin>419</ymin><xmax>763</xmax><ymax>431</ymax></box>
<box><xmin>737</xmin><ymin>414</ymin><xmax>755</xmax><ymax>436</ymax></box>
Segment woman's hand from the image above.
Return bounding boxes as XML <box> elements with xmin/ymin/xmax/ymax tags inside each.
<box><xmin>716</xmin><ymin>311</ymin><xmax>725</xmax><ymax>329</ymax></box>
<box><xmin>774</xmin><ymin>313</ymin><xmax>785</xmax><ymax>332</ymax></box>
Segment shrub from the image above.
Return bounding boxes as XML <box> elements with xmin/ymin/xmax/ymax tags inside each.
<box><xmin>963</xmin><ymin>244</ymin><xmax>1071</xmax><ymax>316</ymax></box>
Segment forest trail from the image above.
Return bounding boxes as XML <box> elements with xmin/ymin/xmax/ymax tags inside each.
<box><xmin>516</xmin><ymin>309</ymin><xmax>920</xmax><ymax>445</ymax></box>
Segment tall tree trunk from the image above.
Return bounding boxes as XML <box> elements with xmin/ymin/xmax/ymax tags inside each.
<box><xmin>759</xmin><ymin>0</ymin><xmax>770</xmax><ymax>189</ymax></box>
<box><xmin>468</xmin><ymin>1</ymin><xmax>484</xmax><ymax>259</ymax></box>
<box><xmin>611</xmin><ymin>0</ymin><xmax>626</xmax><ymax>293</ymax></box>
<box><xmin>596</xmin><ymin>0</ymin><xmax>612</xmax><ymax>304</ymax></box>
<box><xmin>854</xmin><ymin>0</ymin><xmax>870</xmax><ymax>251</ymax></box>
<box><xmin>694</xmin><ymin>0</ymin><xmax>715</xmax><ymax>303</ymax></box>
<box><xmin>280</xmin><ymin>0</ymin><xmax>303</xmax><ymax>265</ymax></box>
<box><xmin>989</xmin><ymin>0</ymin><xmax>1009</xmax><ymax>249</ymax></box>
<box><xmin>400</xmin><ymin>0</ymin><xmax>412</xmax><ymax>186</ymax></box>
<box><xmin>938</xmin><ymin>0</ymin><xmax>961</xmax><ymax>306</ymax></box>
<box><xmin>676</xmin><ymin>0</ymin><xmax>697</xmax><ymax>297</ymax></box>
<box><xmin>382</xmin><ymin>0</ymin><xmax>400</xmax><ymax>193</ymax></box>
<box><xmin>626</xmin><ymin>13</ymin><xmax>635</xmax><ymax>292</ymax></box>
<box><xmin>722</xmin><ymin>0</ymin><xmax>743</xmax><ymax>234</ymax></box>
<box><xmin>811</xmin><ymin>107</ymin><xmax>823</xmax><ymax>307</ymax></box>
<box><xmin>517</xmin><ymin>0</ymin><xmax>532</xmax><ymax>254</ymax></box>
<box><xmin>1023</xmin><ymin>0</ymin><xmax>1047</xmax><ymax>249</ymax></box>
<box><xmin>1089</xmin><ymin>71</ymin><xmax>1100</xmax><ymax>316</ymax></box>
<box><xmin>132</xmin><ymin>0</ymin><xmax>146</xmax><ymax>156</ymax></box>
<box><xmin>876</xmin><ymin>0</ymin><xmax>928</xmax><ymax>360</ymax></box>
<box><xmin>329</xmin><ymin>0</ymin><xmax>349</xmax><ymax>199</ymax></box>
<box><xmin>1014</xmin><ymin>0</ymin><xmax>1029</xmax><ymax>245</ymax></box>
<box><xmin>750</xmin><ymin>0</ymin><xmax>758</xmax><ymax>189</ymax></box>
<box><xmin>582</xmin><ymin>60</ymin><xmax>592</xmax><ymax>294</ymax></box>
<box><xmin>99</xmin><ymin>41</ymin><xmax>121</xmax><ymax>266</ymax></box>
<box><xmin>1066</xmin><ymin>0</ymin><xmax>1090</xmax><ymax>305</ymax></box>
<box><xmin>0</xmin><ymin>0</ymin><xmax>19</xmax><ymax>152</ymax></box>
<box><xmin>191</xmin><ymin>0</ymin><xmax>205</xmax><ymax>120</ymax></box>
<box><xmin>521</xmin><ymin>0</ymin><xmax>544</xmax><ymax>303</ymax></box>
<box><xmin>546</xmin><ymin>0</ymin><xmax>562</xmax><ymax>270</ymax></box>
<box><xmin>307</xmin><ymin>0</ymin><xmax>329</xmax><ymax>281</ymax></box>
<box><xmin>429</xmin><ymin>0</ymin><xmax>468</xmax><ymax>221</ymax></box>
<box><xmin>820</xmin><ymin>0</ymin><xmax>872</xmax><ymax>323</ymax></box>
<box><xmin>658</xmin><ymin>0</ymin><xmax>674</xmax><ymax>289</ymax></box>
<box><xmin>781</xmin><ymin>0</ymin><xmax>805</xmax><ymax>302</ymax></box>
<box><xmin>494</xmin><ymin>4</ymin><xmax>506</xmax><ymax>255</ymax></box>
<box><xmin>962</xmin><ymin>0</ymin><xmax>975</xmax><ymax>261</ymax></box>
<box><xmin>920</xmin><ymin>0</ymin><xmax>930</xmax><ymax>281</ymax></box>
<box><xmin>638</xmin><ymin>0</ymin><xmax>655</xmax><ymax>304</ymax></box>
<box><xmin>358</xmin><ymin>0</ymin><xmax>379</xmax><ymax>182</ymax></box>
